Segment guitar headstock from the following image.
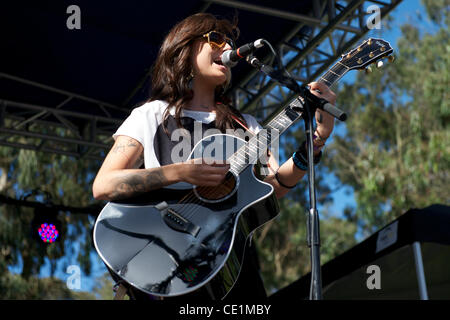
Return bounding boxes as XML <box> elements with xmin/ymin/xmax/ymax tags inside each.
<box><xmin>340</xmin><ymin>38</ymin><xmax>394</xmax><ymax>71</ymax></box>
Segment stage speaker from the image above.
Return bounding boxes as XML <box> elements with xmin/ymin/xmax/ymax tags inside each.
<box><xmin>269</xmin><ymin>204</ymin><xmax>450</xmax><ymax>300</ymax></box>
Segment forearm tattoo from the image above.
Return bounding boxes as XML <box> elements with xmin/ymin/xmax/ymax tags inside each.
<box><xmin>108</xmin><ymin>137</ymin><xmax>155</xmax><ymax>199</ymax></box>
<box><xmin>109</xmin><ymin>169</ymin><xmax>167</xmax><ymax>200</ymax></box>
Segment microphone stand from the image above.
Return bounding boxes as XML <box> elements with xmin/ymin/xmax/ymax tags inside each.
<box><xmin>245</xmin><ymin>55</ymin><xmax>346</xmax><ymax>300</ymax></box>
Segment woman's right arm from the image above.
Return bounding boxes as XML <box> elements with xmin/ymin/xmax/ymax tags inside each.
<box><xmin>92</xmin><ymin>135</ymin><xmax>180</xmax><ymax>201</ymax></box>
<box><xmin>92</xmin><ymin>135</ymin><xmax>229</xmax><ymax>201</ymax></box>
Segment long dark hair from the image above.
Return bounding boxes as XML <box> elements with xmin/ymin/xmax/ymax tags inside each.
<box><xmin>149</xmin><ymin>13</ymin><xmax>248</xmax><ymax>132</ymax></box>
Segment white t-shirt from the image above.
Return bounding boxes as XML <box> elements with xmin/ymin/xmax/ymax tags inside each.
<box><xmin>113</xmin><ymin>100</ymin><xmax>263</xmax><ymax>169</ymax></box>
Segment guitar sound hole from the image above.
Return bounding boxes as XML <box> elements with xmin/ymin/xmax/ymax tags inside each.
<box><xmin>194</xmin><ymin>172</ymin><xmax>238</xmax><ymax>203</ymax></box>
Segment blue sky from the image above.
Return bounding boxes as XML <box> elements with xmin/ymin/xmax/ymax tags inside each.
<box><xmin>8</xmin><ymin>0</ymin><xmax>433</xmax><ymax>295</ymax></box>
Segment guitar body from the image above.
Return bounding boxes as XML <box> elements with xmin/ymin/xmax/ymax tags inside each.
<box><xmin>93</xmin><ymin>134</ymin><xmax>279</xmax><ymax>299</ymax></box>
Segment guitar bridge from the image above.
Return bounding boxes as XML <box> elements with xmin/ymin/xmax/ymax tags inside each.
<box><xmin>155</xmin><ymin>202</ymin><xmax>201</xmax><ymax>237</ymax></box>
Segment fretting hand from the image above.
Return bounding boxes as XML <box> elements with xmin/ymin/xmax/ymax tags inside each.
<box><xmin>308</xmin><ymin>81</ymin><xmax>336</xmax><ymax>139</ymax></box>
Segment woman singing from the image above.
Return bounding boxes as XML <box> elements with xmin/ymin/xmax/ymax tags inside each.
<box><xmin>92</xmin><ymin>12</ymin><xmax>336</xmax><ymax>301</ymax></box>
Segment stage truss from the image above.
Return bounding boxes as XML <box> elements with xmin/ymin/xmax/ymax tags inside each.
<box><xmin>0</xmin><ymin>0</ymin><xmax>402</xmax><ymax>160</ymax></box>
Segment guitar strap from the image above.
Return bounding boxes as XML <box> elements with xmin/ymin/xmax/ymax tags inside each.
<box><xmin>230</xmin><ymin>114</ymin><xmax>255</xmax><ymax>135</ymax></box>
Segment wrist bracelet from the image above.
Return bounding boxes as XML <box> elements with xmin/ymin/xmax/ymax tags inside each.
<box><xmin>275</xmin><ymin>169</ymin><xmax>297</xmax><ymax>189</ymax></box>
<box><xmin>292</xmin><ymin>152</ymin><xmax>308</xmax><ymax>171</ymax></box>
<box><xmin>294</xmin><ymin>141</ymin><xmax>322</xmax><ymax>169</ymax></box>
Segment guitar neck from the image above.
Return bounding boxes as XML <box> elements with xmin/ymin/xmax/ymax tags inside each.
<box><xmin>317</xmin><ymin>61</ymin><xmax>350</xmax><ymax>88</ymax></box>
<box><xmin>229</xmin><ymin>99</ymin><xmax>304</xmax><ymax>175</ymax></box>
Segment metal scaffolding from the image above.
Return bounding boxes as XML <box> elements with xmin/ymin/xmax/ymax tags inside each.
<box><xmin>219</xmin><ymin>0</ymin><xmax>402</xmax><ymax>124</ymax></box>
<box><xmin>0</xmin><ymin>0</ymin><xmax>402</xmax><ymax>159</ymax></box>
<box><xmin>0</xmin><ymin>73</ymin><xmax>127</xmax><ymax>161</ymax></box>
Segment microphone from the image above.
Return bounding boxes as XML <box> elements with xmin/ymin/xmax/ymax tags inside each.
<box><xmin>221</xmin><ymin>39</ymin><xmax>265</xmax><ymax>68</ymax></box>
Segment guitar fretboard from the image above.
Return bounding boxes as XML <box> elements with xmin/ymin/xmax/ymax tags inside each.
<box><xmin>229</xmin><ymin>101</ymin><xmax>302</xmax><ymax>175</ymax></box>
<box><xmin>318</xmin><ymin>62</ymin><xmax>349</xmax><ymax>87</ymax></box>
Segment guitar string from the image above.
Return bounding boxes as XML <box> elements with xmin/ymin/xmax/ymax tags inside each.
<box><xmin>169</xmin><ymin>123</ymin><xmax>270</xmax><ymax>218</ymax></box>
<box><xmin>176</xmin><ymin>137</ymin><xmax>261</xmax><ymax>219</ymax></box>
<box><xmin>178</xmin><ymin>117</ymin><xmax>285</xmax><ymax>220</ymax></box>
<box><xmin>179</xmin><ymin>125</ymin><xmax>277</xmax><ymax>220</ymax></box>
<box><xmin>177</xmin><ymin>116</ymin><xmax>277</xmax><ymax>215</ymax></box>
<box><xmin>173</xmin><ymin>134</ymin><xmax>258</xmax><ymax>219</ymax></box>
<box><xmin>322</xmin><ymin>44</ymin><xmax>383</xmax><ymax>83</ymax></box>
<box><xmin>179</xmin><ymin>100</ymin><xmax>308</xmax><ymax>218</ymax></box>
<box><xmin>172</xmin><ymin>47</ymin><xmax>386</xmax><ymax>219</ymax></box>
<box><xmin>177</xmin><ymin>110</ymin><xmax>288</xmax><ymax>220</ymax></box>
<box><xmin>181</xmin><ymin>113</ymin><xmax>292</xmax><ymax>218</ymax></box>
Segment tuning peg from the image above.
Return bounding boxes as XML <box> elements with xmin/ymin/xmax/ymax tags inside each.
<box><xmin>365</xmin><ymin>65</ymin><xmax>373</xmax><ymax>74</ymax></box>
<box><xmin>376</xmin><ymin>60</ymin><xmax>384</xmax><ymax>68</ymax></box>
<box><xmin>388</xmin><ymin>55</ymin><xmax>395</xmax><ymax>63</ymax></box>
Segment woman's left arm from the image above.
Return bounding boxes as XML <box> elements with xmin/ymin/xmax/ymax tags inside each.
<box><xmin>263</xmin><ymin>81</ymin><xmax>336</xmax><ymax>198</ymax></box>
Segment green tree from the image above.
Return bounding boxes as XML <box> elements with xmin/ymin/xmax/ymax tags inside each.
<box><xmin>0</xmin><ymin>123</ymin><xmax>104</xmax><ymax>298</ymax></box>
<box><xmin>0</xmin><ymin>272</ymin><xmax>96</xmax><ymax>300</ymax></box>
<box><xmin>255</xmin><ymin>200</ymin><xmax>357</xmax><ymax>293</ymax></box>
<box><xmin>325</xmin><ymin>1</ymin><xmax>449</xmax><ymax>235</ymax></box>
